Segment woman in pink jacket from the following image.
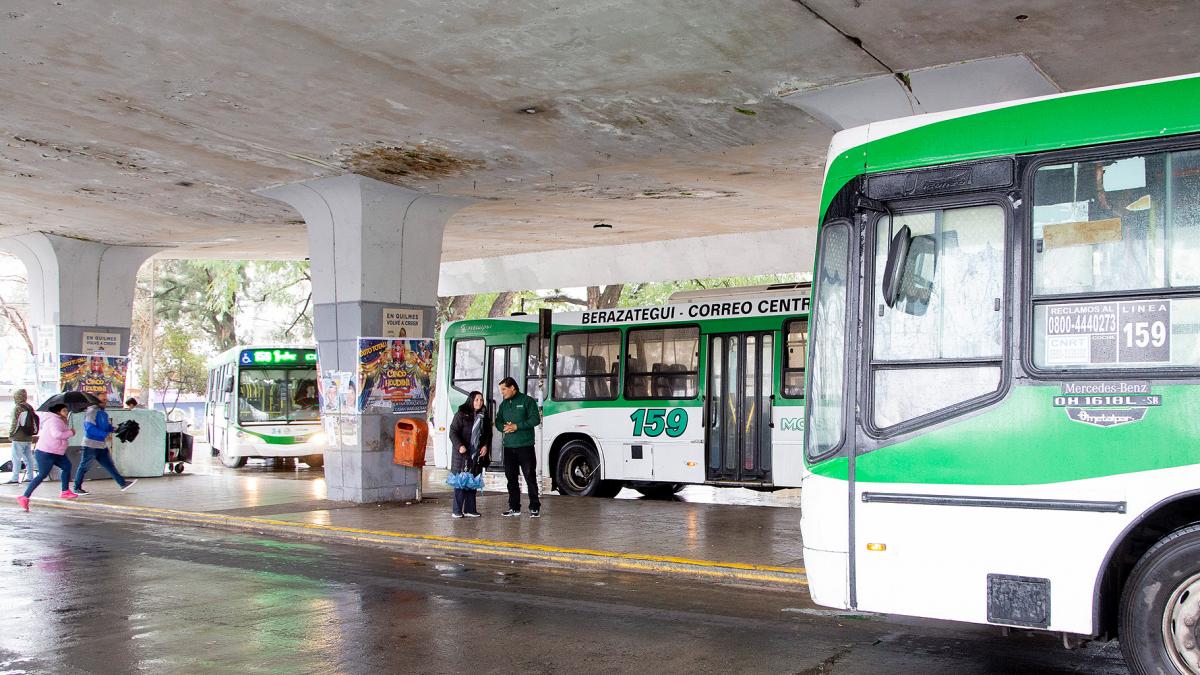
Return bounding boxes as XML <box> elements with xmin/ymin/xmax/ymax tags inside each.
<box><xmin>16</xmin><ymin>403</ymin><xmax>78</xmax><ymax>511</ymax></box>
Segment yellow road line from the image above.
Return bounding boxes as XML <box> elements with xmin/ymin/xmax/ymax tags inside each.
<box><xmin>31</xmin><ymin>498</ymin><xmax>807</xmax><ymax>582</ymax></box>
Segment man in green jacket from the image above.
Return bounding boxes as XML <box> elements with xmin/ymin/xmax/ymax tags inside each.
<box><xmin>494</xmin><ymin>377</ymin><xmax>541</xmax><ymax>517</ymax></box>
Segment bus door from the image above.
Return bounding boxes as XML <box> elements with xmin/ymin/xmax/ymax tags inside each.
<box><xmin>487</xmin><ymin>345</ymin><xmax>524</xmax><ymax>465</ymax></box>
<box><xmin>705</xmin><ymin>332</ymin><xmax>773</xmax><ymax>483</ymax></box>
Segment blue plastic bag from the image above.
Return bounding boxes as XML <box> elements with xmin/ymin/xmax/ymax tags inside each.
<box><xmin>445</xmin><ymin>471</ymin><xmax>484</xmax><ymax>490</ymax></box>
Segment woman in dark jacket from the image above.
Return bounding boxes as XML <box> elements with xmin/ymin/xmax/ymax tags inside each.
<box><xmin>447</xmin><ymin>390</ymin><xmax>490</xmax><ymax>518</ymax></box>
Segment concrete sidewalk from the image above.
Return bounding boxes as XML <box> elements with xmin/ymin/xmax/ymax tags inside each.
<box><xmin>2</xmin><ymin>469</ymin><xmax>807</xmax><ymax>586</ymax></box>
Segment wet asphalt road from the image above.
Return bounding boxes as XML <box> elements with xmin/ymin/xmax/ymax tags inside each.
<box><xmin>0</xmin><ymin>510</ymin><xmax>1128</xmax><ymax>674</ymax></box>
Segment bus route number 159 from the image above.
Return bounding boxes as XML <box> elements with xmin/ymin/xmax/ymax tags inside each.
<box><xmin>630</xmin><ymin>408</ymin><xmax>688</xmax><ymax>438</ymax></box>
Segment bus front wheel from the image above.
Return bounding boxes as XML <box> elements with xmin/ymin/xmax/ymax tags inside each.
<box><xmin>556</xmin><ymin>441</ymin><xmax>620</xmax><ymax>498</ymax></box>
<box><xmin>1119</xmin><ymin>523</ymin><xmax>1200</xmax><ymax>674</ymax></box>
<box><xmin>219</xmin><ymin>450</ymin><xmax>247</xmax><ymax>469</ymax></box>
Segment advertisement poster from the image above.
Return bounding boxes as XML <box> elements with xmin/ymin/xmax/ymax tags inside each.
<box><xmin>356</xmin><ymin>338</ymin><xmax>434</xmax><ymax>414</ymax></box>
<box><xmin>59</xmin><ymin>353</ymin><xmax>128</xmax><ymax>400</ymax></box>
<box><xmin>318</xmin><ymin>369</ymin><xmax>357</xmax><ymax>416</ymax></box>
<box><xmin>382</xmin><ymin>307</ymin><xmax>425</xmax><ymax>338</ymax></box>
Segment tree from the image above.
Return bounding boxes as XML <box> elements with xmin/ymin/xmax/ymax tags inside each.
<box><xmin>587</xmin><ymin>285</ymin><xmax>624</xmax><ymax>310</ymax></box>
<box><xmin>153</xmin><ymin>260</ymin><xmax>246</xmax><ymax>351</ymax></box>
<box><xmin>153</xmin><ymin>325</ymin><xmax>208</xmax><ymax>411</ymax></box>
<box><xmin>0</xmin><ymin>256</ymin><xmax>32</xmax><ymax>355</ymax></box>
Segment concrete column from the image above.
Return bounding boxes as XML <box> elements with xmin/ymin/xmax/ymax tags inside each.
<box><xmin>259</xmin><ymin>175</ymin><xmax>469</xmax><ymax>503</ymax></box>
<box><xmin>0</xmin><ymin>233</ymin><xmax>160</xmax><ymax>387</ymax></box>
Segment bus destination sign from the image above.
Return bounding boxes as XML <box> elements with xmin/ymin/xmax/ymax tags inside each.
<box><xmin>240</xmin><ymin>349</ymin><xmax>318</xmax><ymax>367</ymax></box>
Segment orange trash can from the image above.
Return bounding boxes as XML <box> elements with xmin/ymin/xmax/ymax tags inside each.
<box><xmin>393</xmin><ymin>418</ymin><xmax>429</xmax><ymax>467</ymax></box>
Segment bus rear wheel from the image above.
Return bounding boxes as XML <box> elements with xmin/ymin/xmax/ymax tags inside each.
<box><xmin>303</xmin><ymin>455</ymin><xmax>324</xmax><ymax>469</ymax></box>
<box><xmin>556</xmin><ymin>441</ymin><xmax>621</xmax><ymax>498</ymax></box>
<box><xmin>1119</xmin><ymin>523</ymin><xmax>1200</xmax><ymax>674</ymax></box>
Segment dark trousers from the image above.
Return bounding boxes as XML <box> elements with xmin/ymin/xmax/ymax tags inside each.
<box><xmin>503</xmin><ymin>445</ymin><xmax>539</xmax><ymax>511</ymax></box>
<box><xmin>74</xmin><ymin>446</ymin><xmax>128</xmax><ymax>489</ymax></box>
<box><xmin>452</xmin><ymin>488</ymin><xmax>478</xmax><ymax>516</ymax></box>
<box><xmin>24</xmin><ymin>451</ymin><xmax>71</xmax><ymax>497</ymax></box>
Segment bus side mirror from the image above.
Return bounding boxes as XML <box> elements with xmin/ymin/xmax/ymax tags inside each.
<box><xmin>882</xmin><ymin>225</ymin><xmax>912</xmax><ymax>308</ymax></box>
<box><xmin>898</xmin><ymin>235</ymin><xmax>938</xmax><ymax>317</ymax></box>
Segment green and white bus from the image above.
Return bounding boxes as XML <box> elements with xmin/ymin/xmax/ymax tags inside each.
<box><xmin>801</xmin><ymin>73</ymin><xmax>1200</xmax><ymax>671</ymax></box>
<box><xmin>432</xmin><ymin>285</ymin><xmax>810</xmax><ymax>497</ymax></box>
<box><xmin>205</xmin><ymin>345</ymin><xmax>326</xmax><ymax>469</ymax></box>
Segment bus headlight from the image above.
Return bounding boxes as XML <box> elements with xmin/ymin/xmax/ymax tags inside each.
<box><xmin>310</xmin><ymin>432</ymin><xmax>327</xmax><ymax>446</ymax></box>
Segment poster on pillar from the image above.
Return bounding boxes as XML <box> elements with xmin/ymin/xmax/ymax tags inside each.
<box><xmin>59</xmin><ymin>353</ymin><xmax>128</xmax><ymax>401</ymax></box>
<box><xmin>356</xmin><ymin>338</ymin><xmax>434</xmax><ymax>414</ymax></box>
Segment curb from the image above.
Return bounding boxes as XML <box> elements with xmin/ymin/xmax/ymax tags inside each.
<box><xmin>30</xmin><ymin>498</ymin><xmax>808</xmax><ymax>587</ymax></box>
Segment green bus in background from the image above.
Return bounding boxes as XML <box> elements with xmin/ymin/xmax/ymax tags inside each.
<box><xmin>205</xmin><ymin>345</ymin><xmax>326</xmax><ymax>470</ymax></box>
<box><xmin>801</xmin><ymin>73</ymin><xmax>1200</xmax><ymax>672</ymax></box>
<box><xmin>432</xmin><ymin>285</ymin><xmax>809</xmax><ymax>498</ymax></box>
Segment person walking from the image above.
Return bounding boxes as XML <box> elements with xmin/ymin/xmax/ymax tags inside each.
<box><xmin>6</xmin><ymin>389</ymin><xmax>38</xmax><ymax>484</ymax></box>
<box><xmin>73</xmin><ymin>394</ymin><xmax>136</xmax><ymax>495</ymax></box>
<box><xmin>447</xmin><ymin>390</ymin><xmax>490</xmax><ymax>518</ymax></box>
<box><xmin>17</xmin><ymin>403</ymin><xmax>77</xmax><ymax>510</ymax></box>
<box><xmin>494</xmin><ymin>377</ymin><xmax>541</xmax><ymax>517</ymax></box>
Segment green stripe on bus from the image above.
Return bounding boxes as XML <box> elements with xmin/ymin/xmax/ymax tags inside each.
<box><xmin>809</xmin><ymin>384</ymin><xmax>1200</xmax><ymax>485</ymax></box>
<box><xmin>237</xmin><ymin>427</ymin><xmax>311</xmax><ymax>445</ymax></box>
<box><xmin>820</xmin><ymin>76</ymin><xmax>1200</xmax><ymax>221</ymax></box>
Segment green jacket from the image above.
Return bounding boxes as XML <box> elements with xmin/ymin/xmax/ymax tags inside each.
<box><xmin>495</xmin><ymin>392</ymin><xmax>540</xmax><ymax>448</ymax></box>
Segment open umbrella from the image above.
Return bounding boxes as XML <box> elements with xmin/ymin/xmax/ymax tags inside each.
<box><xmin>37</xmin><ymin>391</ymin><xmax>102</xmax><ymax>413</ymax></box>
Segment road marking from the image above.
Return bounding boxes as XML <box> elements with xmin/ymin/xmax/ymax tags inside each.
<box><xmin>27</xmin><ymin>498</ymin><xmax>808</xmax><ymax>584</ymax></box>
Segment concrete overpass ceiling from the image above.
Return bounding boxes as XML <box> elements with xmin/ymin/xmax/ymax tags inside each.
<box><xmin>0</xmin><ymin>1</ymin><xmax>1197</xmax><ymax>268</ymax></box>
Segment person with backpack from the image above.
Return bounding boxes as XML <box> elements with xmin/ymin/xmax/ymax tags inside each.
<box><xmin>72</xmin><ymin>393</ymin><xmax>136</xmax><ymax>495</ymax></box>
<box><xmin>6</xmin><ymin>389</ymin><xmax>38</xmax><ymax>483</ymax></box>
<box><xmin>17</xmin><ymin>402</ymin><xmax>77</xmax><ymax>510</ymax></box>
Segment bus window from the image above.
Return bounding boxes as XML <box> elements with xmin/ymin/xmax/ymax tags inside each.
<box><xmin>451</xmin><ymin>339</ymin><xmax>484</xmax><ymax>394</ymax></box>
<box><xmin>239</xmin><ymin>369</ymin><xmax>290</xmax><ymax>423</ymax></box>
<box><xmin>1032</xmin><ymin>148</ymin><xmax>1200</xmax><ymax>369</ymax></box>
<box><xmin>624</xmin><ymin>326</ymin><xmax>699</xmax><ymax>400</ymax></box>
<box><xmin>292</xmin><ymin>378</ymin><xmax>320</xmax><ymax>421</ymax></box>
<box><xmin>1032</xmin><ymin>150</ymin><xmax>1185</xmax><ymax>295</ymax></box>
<box><xmin>553</xmin><ymin>330</ymin><xmax>619</xmax><ymax>401</ymax></box>
<box><xmin>806</xmin><ymin>223</ymin><xmax>850</xmax><ymax>461</ymax></box>
<box><xmin>871</xmin><ymin>205</ymin><xmax>1005</xmax><ymax>430</ymax></box>
<box><xmin>782</xmin><ymin>319</ymin><xmax>808</xmax><ymax>398</ymax></box>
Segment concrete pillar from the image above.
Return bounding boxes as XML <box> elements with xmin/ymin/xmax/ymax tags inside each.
<box><xmin>259</xmin><ymin>175</ymin><xmax>469</xmax><ymax>503</ymax></box>
<box><xmin>0</xmin><ymin>233</ymin><xmax>160</xmax><ymax>390</ymax></box>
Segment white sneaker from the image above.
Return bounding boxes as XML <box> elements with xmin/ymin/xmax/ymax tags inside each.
<box><xmin>464</xmin><ymin>513</ymin><xmax>481</xmax><ymax>518</ymax></box>
<box><xmin>451</xmin><ymin>513</ymin><xmax>464</xmax><ymax>519</ymax></box>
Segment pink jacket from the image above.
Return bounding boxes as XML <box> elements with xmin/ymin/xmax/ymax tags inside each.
<box><xmin>34</xmin><ymin>413</ymin><xmax>73</xmax><ymax>455</ymax></box>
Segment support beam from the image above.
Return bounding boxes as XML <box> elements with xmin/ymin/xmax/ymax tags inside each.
<box><xmin>0</xmin><ymin>233</ymin><xmax>160</xmax><ymax>389</ymax></box>
<box><xmin>437</xmin><ymin>227</ymin><xmax>818</xmax><ymax>296</ymax></box>
<box><xmin>259</xmin><ymin>175</ymin><xmax>470</xmax><ymax>503</ymax></box>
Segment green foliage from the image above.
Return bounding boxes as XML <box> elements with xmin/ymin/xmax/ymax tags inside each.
<box><xmin>154</xmin><ymin>325</ymin><xmax>208</xmax><ymax>396</ymax></box>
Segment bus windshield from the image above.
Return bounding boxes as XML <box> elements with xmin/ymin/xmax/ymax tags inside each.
<box><xmin>238</xmin><ymin>368</ymin><xmax>320</xmax><ymax>424</ymax></box>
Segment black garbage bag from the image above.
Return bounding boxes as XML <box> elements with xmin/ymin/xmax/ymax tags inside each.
<box><xmin>115</xmin><ymin>419</ymin><xmax>140</xmax><ymax>443</ymax></box>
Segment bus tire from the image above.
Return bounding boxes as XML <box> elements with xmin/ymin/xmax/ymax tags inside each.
<box><xmin>1119</xmin><ymin>522</ymin><xmax>1200</xmax><ymax>674</ymax></box>
<box><xmin>634</xmin><ymin>483</ymin><xmax>685</xmax><ymax>499</ymax></box>
<box><xmin>219</xmin><ymin>451</ymin><xmax>247</xmax><ymax>469</ymax></box>
<box><xmin>303</xmin><ymin>455</ymin><xmax>324</xmax><ymax>469</ymax></box>
<box><xmin>555</xmin><ymin>440</ymin><xmax>615</xmax><ymax>497</ymax></box>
